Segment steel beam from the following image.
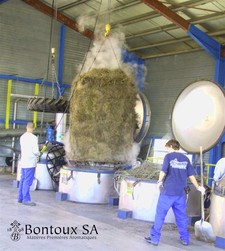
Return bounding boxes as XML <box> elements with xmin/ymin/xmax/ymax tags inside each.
<box><xmin>113</xmin><ymin>0</ymin><xmax>213</xmax><ymax>27</ymax></box>
<box><xmin>21</xmin><ymin>0</ymin><xmax>94</xmax><ymax>40</ymax></box>
<box><xmin>126</xmin><ymin>11</ymin><xmax>225</xmax><ymax>40</ymax></box>
<box><xmin>139</xmin><ymin>0</ymin><xmax>190</xmax><ymax>30</ymax></box>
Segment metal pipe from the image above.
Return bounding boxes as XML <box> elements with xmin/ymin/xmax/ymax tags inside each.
<box><xmin>5</xmin><ymin>80</ymin><xmax>12</xmax><ymax>129</ymax></box>
<box><xmin>0</xmin><ymin>74</ymin><xmax>70</xmax><ymax>88</ymax></box>
<box><xmin>11</xmin><ymin>99</ymin><xmax>19</xmax><ymax>173</ymax></box>
<box><xmin>0</xmin><ymin>128</ymin><xmax>46</xmax><ymax>138</ymax></box>
<box><xmin>33</xmin><ymin>84</ymin><xmax>39</xmax><ymax>127</ymax></box>
<box><xmin>11</xmin><ymin>98</ymin><xmax>29</xmax><ymax>173</ymax></box>
<box><xmin>58</xmin><ymin>25</ymin><xmax>65</xmax><ymax>91</ymax></box>
<box><xmin>55</xmin><ymin>113</ymin><xmax>67</xmax><ymax>143</ymax></box>
<box><xmin>10</xmin><ymin>93</ymin><xmax>44</xmax><ymax>99</ymax></box>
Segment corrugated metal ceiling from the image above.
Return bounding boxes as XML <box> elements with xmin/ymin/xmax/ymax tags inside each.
<box><xmin>23</xmin><ymin>0</ymin><xmax>225</xmax><ymax>59</ymax></box>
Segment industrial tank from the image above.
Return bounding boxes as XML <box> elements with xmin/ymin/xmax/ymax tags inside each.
<box><xmin>118</xmin><ymin>178</ymin><xmax>200</xmax><ymax>223</ymax></box>
<box><xmin>118</xmin><ymin>178</ymin><xmax>175</xmax><ymax>223</ymax></box>
<box><xmin>59</xmin><ymin>165</ymin><xmax>126</xmax><ymax>204</ymax></box>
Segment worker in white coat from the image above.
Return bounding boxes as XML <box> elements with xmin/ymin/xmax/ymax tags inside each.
<box><xmin>18</xmin><ymin>122</ymin><xmax>40</xmax><ymax>206</ymax></box>
<box><xmin>213</xmin><ymin>157</ymin><xmax>225</xmax><ymax>185</ymax></box>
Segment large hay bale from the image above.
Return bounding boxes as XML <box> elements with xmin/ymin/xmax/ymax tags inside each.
<box><xmin>68</xmin><ymin>68</ymin><xmax>138</xmax><ymax>163</ymax></box>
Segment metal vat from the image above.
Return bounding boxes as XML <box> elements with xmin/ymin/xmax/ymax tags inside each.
<box><xmin>35</xmin><ymin>162</ymin><xmax>53</xmax><ymax>190</ymax></box>
<box><xmin>119</xmin><ymin>178</ymin><xmax>200</xmax><ymax>223</ymax></box>
<box><xmin>59</xmin><ymin>166</ymin><xmax>117</xmax><ymax>204</ymax></box>
<box><xmin>119</xmin><ymin>179</ymin><xmax>175</xmax><ymax>223</ymax></box>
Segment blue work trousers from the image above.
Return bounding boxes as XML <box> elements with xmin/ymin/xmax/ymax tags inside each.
<box><xmin>150</xmin><ymin>194</ymin><xmax>189</xmax><ymax>243</ymax></box>
<box><xmin>18</xmin><ymin>168</ymin><xmax>35</xmax><ymax>203</ymax></box>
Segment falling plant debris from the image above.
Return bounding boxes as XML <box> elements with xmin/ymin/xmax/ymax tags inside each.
<box><xmin>68</xmin><ymin>67</ymin><xmax>138</xmax><ymax>164</ymax></box>
<box><xmin>114</xmin><ymin>160</ymin><xmax>161</xmax><ymax>186</ymax></box>
<box><xmin>114</xmin><ymin>160</ymin><xmax>203</xmax><ymax>187</ymax></box>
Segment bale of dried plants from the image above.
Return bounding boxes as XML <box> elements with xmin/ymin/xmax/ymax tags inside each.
<box><xmin>68</xmin><ymin>67</ymin><xmax>138</xmax><ymax>163</ymax></box>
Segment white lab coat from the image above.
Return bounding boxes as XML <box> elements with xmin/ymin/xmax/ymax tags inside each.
<box><xmin>213</xmin><ymin>157</ymin><xmax>225</xmax><ymax>182</ymax></box>
<box><xmin>20</xmin><ymin>132</ymin><xmax>40</xmax><ymax>168</ymax></box>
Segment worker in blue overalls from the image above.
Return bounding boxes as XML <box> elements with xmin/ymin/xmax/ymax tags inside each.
<box><xmin>18</xmin><ymin>122</ymin><xmax>40</xmax><ymax>206</ymax></box>
<box><xmin>145</xmin><ymin>139</ymin><xmax>205</xmax><ymax>246</ymax></box>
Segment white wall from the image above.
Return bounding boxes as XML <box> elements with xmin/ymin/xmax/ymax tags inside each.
<box><xmin>144</xmin><ymin>51</ymin><xmax>215</xmax><ymax>138</ymax></box>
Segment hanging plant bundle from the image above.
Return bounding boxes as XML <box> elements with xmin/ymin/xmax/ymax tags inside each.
<box><xmin>68</xmin><ymin>67</ymin><xmax>138</xmax><ymax>163</ymax></box>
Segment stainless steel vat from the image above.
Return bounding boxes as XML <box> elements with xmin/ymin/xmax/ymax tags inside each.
<box><xmin>118</xmin><ymin>178</ymin><xmax>201</xmax><ymax>223</ymax></box>
<box><xmin>59</xmin><ymin>166</ymin><xmax>117</xmax><ymax>204</ymax></box>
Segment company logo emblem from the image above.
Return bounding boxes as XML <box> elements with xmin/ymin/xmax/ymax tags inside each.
<box><xmin>8</xmin><ymin>220</ymin><xmax>24</xmax><ymax>241</ymax></box>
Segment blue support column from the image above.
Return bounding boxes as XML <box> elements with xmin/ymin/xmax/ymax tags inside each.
<box><xmin>57</xmin><ymin>24</ymin><xmax>66</xmax><ymax>97</ymax></box>
<box><xmin>215</xmin><ymin>58</ymin><xmax>225</xmax><ymax>88</ymax></box>
<box><xmin>188</xmin><ymin>24</ymin><xmax>225</xmax><ymax>185</ymax></box>
<box><xmin>188</xmin><ymin>25</ymin><xmax>221</xmax><ymax>60</ymax></box>
<box><xmin>0</xmin><ymin>74</ymin><xmax>70</xmax><ymax>89</ymax></box>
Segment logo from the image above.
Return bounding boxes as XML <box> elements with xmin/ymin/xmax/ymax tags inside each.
<box><xmin>7</xmin><ymin>220</ymin><xmax>99</xmax><ymax>241</ymax></box>
<box><xmin>7</xmin><ymin>220</ymin><xmax>24</xmax><ymax>241</ymax></box>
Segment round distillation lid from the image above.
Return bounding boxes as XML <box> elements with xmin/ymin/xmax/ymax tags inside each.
<box><xmin>171</xmin><ymin>80</ymin><xmax>225</xmax><ymax>153</ymax></box>
<box><xmin>134</xmin><ymin>93</ymin><xmax>151</xmax><ymax>143</ymax></box>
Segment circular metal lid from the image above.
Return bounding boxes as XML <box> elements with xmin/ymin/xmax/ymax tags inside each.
<box><xmin>134</xmin><ymin>93</ymin><xmax>151</xmax><ymax>143</ymax></box>
<box><xmin>171</xmin><ymin>80</ymin><xmax>225</xmax><ymax>153</ymax></box>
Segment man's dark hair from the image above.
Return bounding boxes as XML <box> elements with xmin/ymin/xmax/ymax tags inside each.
<box><xmin>165</xmin><ymin>139</ymin><xmax>180</xmax><ymax>150</ymax></box>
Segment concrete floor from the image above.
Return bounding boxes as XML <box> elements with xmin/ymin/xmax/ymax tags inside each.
<box><xmin>0</xmin><ymin>173</ymin><xmax>220</xmax><ymax>251</ymax></box>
